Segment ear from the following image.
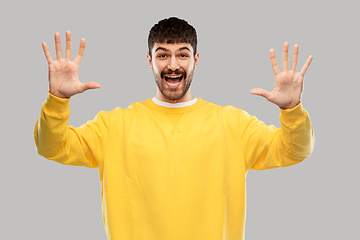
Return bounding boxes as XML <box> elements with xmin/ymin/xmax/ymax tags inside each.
<box><xmin>194</xmin><ymin>52</ymin><xmax>200</xmax><ymax>69</ymax></box>
<box><xmin>146</xmin><ymin>52</ymin><xmax>153</xmax><ymax>70</ymax></box>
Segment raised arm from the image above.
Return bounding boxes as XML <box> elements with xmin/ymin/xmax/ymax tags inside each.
<box><xmin>251</xmin><ymin>42</ymin><xmax>313</xmax><ymax>109</ymax></box>
<box><xmin>35</xmin><ymin>32</ymin><xmax>106</xmax><ymax>168</ymax></box>
<box><xmin>244</xmin><ymin>42</ymin><xmax>314</xmax><ymax>170</ymax></box>
<box><xmin>42</xmin><ymin>31</ymin><xmax>100</xmax><ymax>98</ymax></box>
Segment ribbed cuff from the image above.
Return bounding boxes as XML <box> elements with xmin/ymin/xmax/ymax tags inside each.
<box><xmin>43</xmin><ymin>92</ymin><xmax>71</xmax><ymax>117</ymax></box>
<box><xmin>279</xmin><ymin>102</ymin><xmax>307</xmax><ymax>127</ymax></box>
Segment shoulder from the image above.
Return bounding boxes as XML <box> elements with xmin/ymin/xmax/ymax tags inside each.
<box><xmin>199</xmin><ymin>99</ymin><xmax>251</xmax><ymax>118</ymax></box>
<box><xmin>196</xmin><ymin>100</ymin><xmax>257</xmax><ymax>131</ymax></box>
<box><xmin>100</xmin><ymin>99</ymin><xmax>152</xmax><ymax>119</ymax></box>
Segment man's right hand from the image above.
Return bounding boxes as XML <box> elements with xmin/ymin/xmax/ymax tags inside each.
<box><xmin>42</xmin><ymin>31</ymin><xmax>100</xmax><ymax>98</ymax></box>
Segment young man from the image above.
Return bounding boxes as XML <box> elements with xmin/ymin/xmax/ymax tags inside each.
<box><xmin>35</xmin><ymin>17</ymin><xmax>314</xmax><ymax>240</ymax></box>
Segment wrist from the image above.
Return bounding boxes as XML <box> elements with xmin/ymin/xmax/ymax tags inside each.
<box><xmin>49</xmin><ymin>89</ymin><xmax>70</xmax><ymax>99</ymax></box>
<box><xmin>280</xmin><ymin>101</ymin><xmax>301</xmax><ymax>110</ymax></box>
<box><xmin>279</xmin><ymin>100</ymin><xmax>301</xmax><ymax>110</ymax></box>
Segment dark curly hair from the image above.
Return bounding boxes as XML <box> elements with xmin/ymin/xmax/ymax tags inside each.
<box><xmin>148</xmin><ymin>17</ymin><xmax>197</xmax><ymax>58</ymax></box>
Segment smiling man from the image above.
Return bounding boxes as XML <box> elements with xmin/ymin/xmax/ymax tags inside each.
<box><xmin>35</xmin><ymin>17</ymin><xmax>314</xmax><ymax>240</ymax></box>
<box><xmin>149</xmin><ymin>42</ymin><xmax>198</xmax><ymax>102</ymax></box>
<box><xmin>147</xmin><ymin>18</ymin><xmax>199</xmax><ymax>103</ymax></box>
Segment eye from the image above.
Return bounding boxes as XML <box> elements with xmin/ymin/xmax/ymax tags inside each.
<box><xmin>179</xmin><ymin>54</ymin><xmax>188</xmax><ymax>58</ymax></box>
<box><xmin>158</xmin><ymin>54</ymin><xmax>167</xmax><ymax>58</ymax></box>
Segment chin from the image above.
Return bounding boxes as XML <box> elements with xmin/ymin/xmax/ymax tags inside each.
<box><xmin>160</xmin><ymin>88</ymin><xmax>187</xmax><ymax>102</ymax></box>
<box><xmin>154</xmin><ymin>69</ymin><xmax>194</xmax><ymax>102</ymax></box>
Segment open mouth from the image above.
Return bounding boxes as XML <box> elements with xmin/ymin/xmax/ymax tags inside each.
<box><xmin>164</xmin><ymin>75</ymin><xmax>183</xmax><ymax>87</ymax></box>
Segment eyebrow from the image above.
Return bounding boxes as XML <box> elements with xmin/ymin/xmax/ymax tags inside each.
<box><xmin>154</xmin><ymin>47</ymin><xmax>169</xmax><ymax>53</ymax></box>
<box><xmin>178</xmin><ymin>47</ymin><xmax>191</xmax><ymax>52</ymax></box>
<box><xmin>154</xmin><ymin>46</ymin><xmax>192</xmax><ymax>53</ymax></box>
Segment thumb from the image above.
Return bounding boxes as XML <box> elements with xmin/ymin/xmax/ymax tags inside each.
<box><xmin>78</xmin><ymin>81</ymin><xmax>101</xmax><ymax>93</ymax></box>
<box><xmin>250</xmin><ymin>88</ymin><xmax>273</xmax><ymax>100</ymax></box>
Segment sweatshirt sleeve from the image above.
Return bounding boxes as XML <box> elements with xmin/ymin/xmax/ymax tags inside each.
<box><xmin>241</xmin><ymin>102</ymin><xmax>315</xmax><ymax>171</ymax></box>
<box><xmin>34</xmin><ymin>93</ymin><xmax>108</xmax><ymax>168</ymax></box>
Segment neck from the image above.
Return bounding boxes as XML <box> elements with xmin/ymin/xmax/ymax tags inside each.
<box><xmin>155</xmin><ymin>89</ymin><xmax>194</xmax><ymax>103</ymax></box>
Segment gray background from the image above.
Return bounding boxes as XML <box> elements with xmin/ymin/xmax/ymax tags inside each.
<box><xmin>1</xmin><ymin>0</ymin><xmax>358</xmax><ymax>239</ymax></box>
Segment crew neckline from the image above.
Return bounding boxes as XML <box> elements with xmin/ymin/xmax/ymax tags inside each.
<box><xmin>145</xmin><ymin>97</ymin><xmax>206</xmax><ymax>114</ymax></box>
<box><xmin>151</xmin><ymin>97</ymin><xmax>198</xmax><ymax>108</ymax></box>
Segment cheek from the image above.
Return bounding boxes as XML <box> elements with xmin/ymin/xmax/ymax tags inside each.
<box><xmin>152</xmin><ymin>63</ymin><xmax>164</xmax><ymax>75</ymax></box>
<box><xmin>183</xmin><ymin>63</ymin><xmax>194</xmax><ymax>74</ymax></box>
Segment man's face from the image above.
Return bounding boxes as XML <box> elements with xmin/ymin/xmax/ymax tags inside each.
<box><xmin>147</xmin><ymin>42</ymin><xmax>199</xmax><ymax>103</ymax></box>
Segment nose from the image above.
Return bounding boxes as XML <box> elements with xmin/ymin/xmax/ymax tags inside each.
<box><xmin>168</xmin><ymin>56</ymin><xmax>180</xmax><ymax>71</ymax></box>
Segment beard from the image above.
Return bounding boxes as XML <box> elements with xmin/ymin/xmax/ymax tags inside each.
<box><xmin>153</xmin><ymin>67</ymin><xmax>195</xmax><ymax>102</ymax></box>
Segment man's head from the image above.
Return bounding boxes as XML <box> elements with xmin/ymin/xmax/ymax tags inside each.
<box><xmin>147</xmin><ymin>17</ymin><xmax>199</xmax><ymax>103</ymax></box>
<box><xmin>148</xmin><ymin>17</ymin><xmax>197</xmax><ymax>59</ymax></box>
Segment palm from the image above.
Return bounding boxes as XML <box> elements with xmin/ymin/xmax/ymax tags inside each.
<box><xmin>48</xmin><ymin>59</ymin><xmax>81</xmax><ymax>97</ymax></box>
<box><xmin>251</xmin><ymin>43</ymin><xmax>312</xmax><ymax>109</ymax></box>
<box><xmin>270</xmin><ymin>70</ymin><xmax>304</xmax><ymax>109</ymax></box>
<box><xmin>42</xmin><ymin>31</ymin><xmax>100</xmax><ymax>98</ymax></box>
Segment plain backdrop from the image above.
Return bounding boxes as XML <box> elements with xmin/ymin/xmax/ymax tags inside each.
<box><xmin>1</xmin><ymin>0</ymin><xmax>358</xmax><ymax>239</ymax></box>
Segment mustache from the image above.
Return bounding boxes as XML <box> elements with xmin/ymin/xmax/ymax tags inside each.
<box><xmin>161</xmin><ymin>69</ymin><xmax>186</xmax><ymax>79</ymax></box>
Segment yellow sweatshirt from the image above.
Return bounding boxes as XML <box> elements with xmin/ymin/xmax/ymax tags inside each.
<box><xmin>34</xmin><ymin>93</ymin><xmax>314</xmax><ymax>240</ymax></box>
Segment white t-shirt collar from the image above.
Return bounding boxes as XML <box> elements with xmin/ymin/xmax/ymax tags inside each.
<box><xmin>152</xmin><ymin>97</ymin><xmax>198</xmax><ymax>108</ymax></box>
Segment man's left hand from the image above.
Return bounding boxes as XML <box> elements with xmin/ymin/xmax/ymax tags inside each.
<box><xmin>251</xmin><ymin>42</ymin><xmax>313</xmax><ymax>109</ymax></box>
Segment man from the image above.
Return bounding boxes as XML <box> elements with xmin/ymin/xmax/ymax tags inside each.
<box><xmin>35</xmin><ymin>17</ymin><xmax>314</xmax><ymax>240</ymax></box>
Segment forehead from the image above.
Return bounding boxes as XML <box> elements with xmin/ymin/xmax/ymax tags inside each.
<box><xmin>152</xmin><ymin>42</ymin><xmax>194</xmax><ymax>54</ymax></box>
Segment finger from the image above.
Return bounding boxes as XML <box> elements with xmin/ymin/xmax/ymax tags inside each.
<box><xmin>299</xmin><ymin>55</ymin><xmax>313</xmax><ymax>76</ymax></box>
<box><xmin>270</xmin><ymin>49</ymin><xmax>280</xmax><ymax>75</ymax></box>
<box><xmin>42</xmin><ymin>42</ymin><xmax>53</xmax><ymax>64</ymax></box>
<box><xmin>54</xmin><ymin>32</ymin><xmax>62</xmax><ymax>60</ymax></box>
<box><xmin>251</xmin><ymin>88</ymin><xmax>273</xmax><ymax>100</ymax></box>
<box><xmin>65</xmin><ymin>31</ymin><xmax>72</xmax><ymax>60</ymax></box>
<box><xmin>291</xmin><ymin>44</ymin><xmax>299</xmax><ymax>72</ymax></box>
<box><xmin>282</xmin><ymin>42</ymin><xmax>289</xmax><ymax>72</ymax></box>
<box><xmin>78</xmin><ymin>81</ymin><xmax>101</xmax><ymax>93</ymax></box>
<box><xmin>74</xmin><ymin>38</ymin><xmax>86</xmax><ymax>65</ymax></box>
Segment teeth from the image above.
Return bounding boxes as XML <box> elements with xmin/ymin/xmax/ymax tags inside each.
<box><xmin>167</xmin><ymin>82</ymin><xmax>181</xmax><ymax>86</ymax></box>
<box><xmin>166</xmin><ymin>75</ymin><xmax>182</xmax><ymax>78</ymax></box>
<box><xmin>164</xmin><ymin>75</ymin><xmax>182</xmax><ymax>87</ymax></box>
